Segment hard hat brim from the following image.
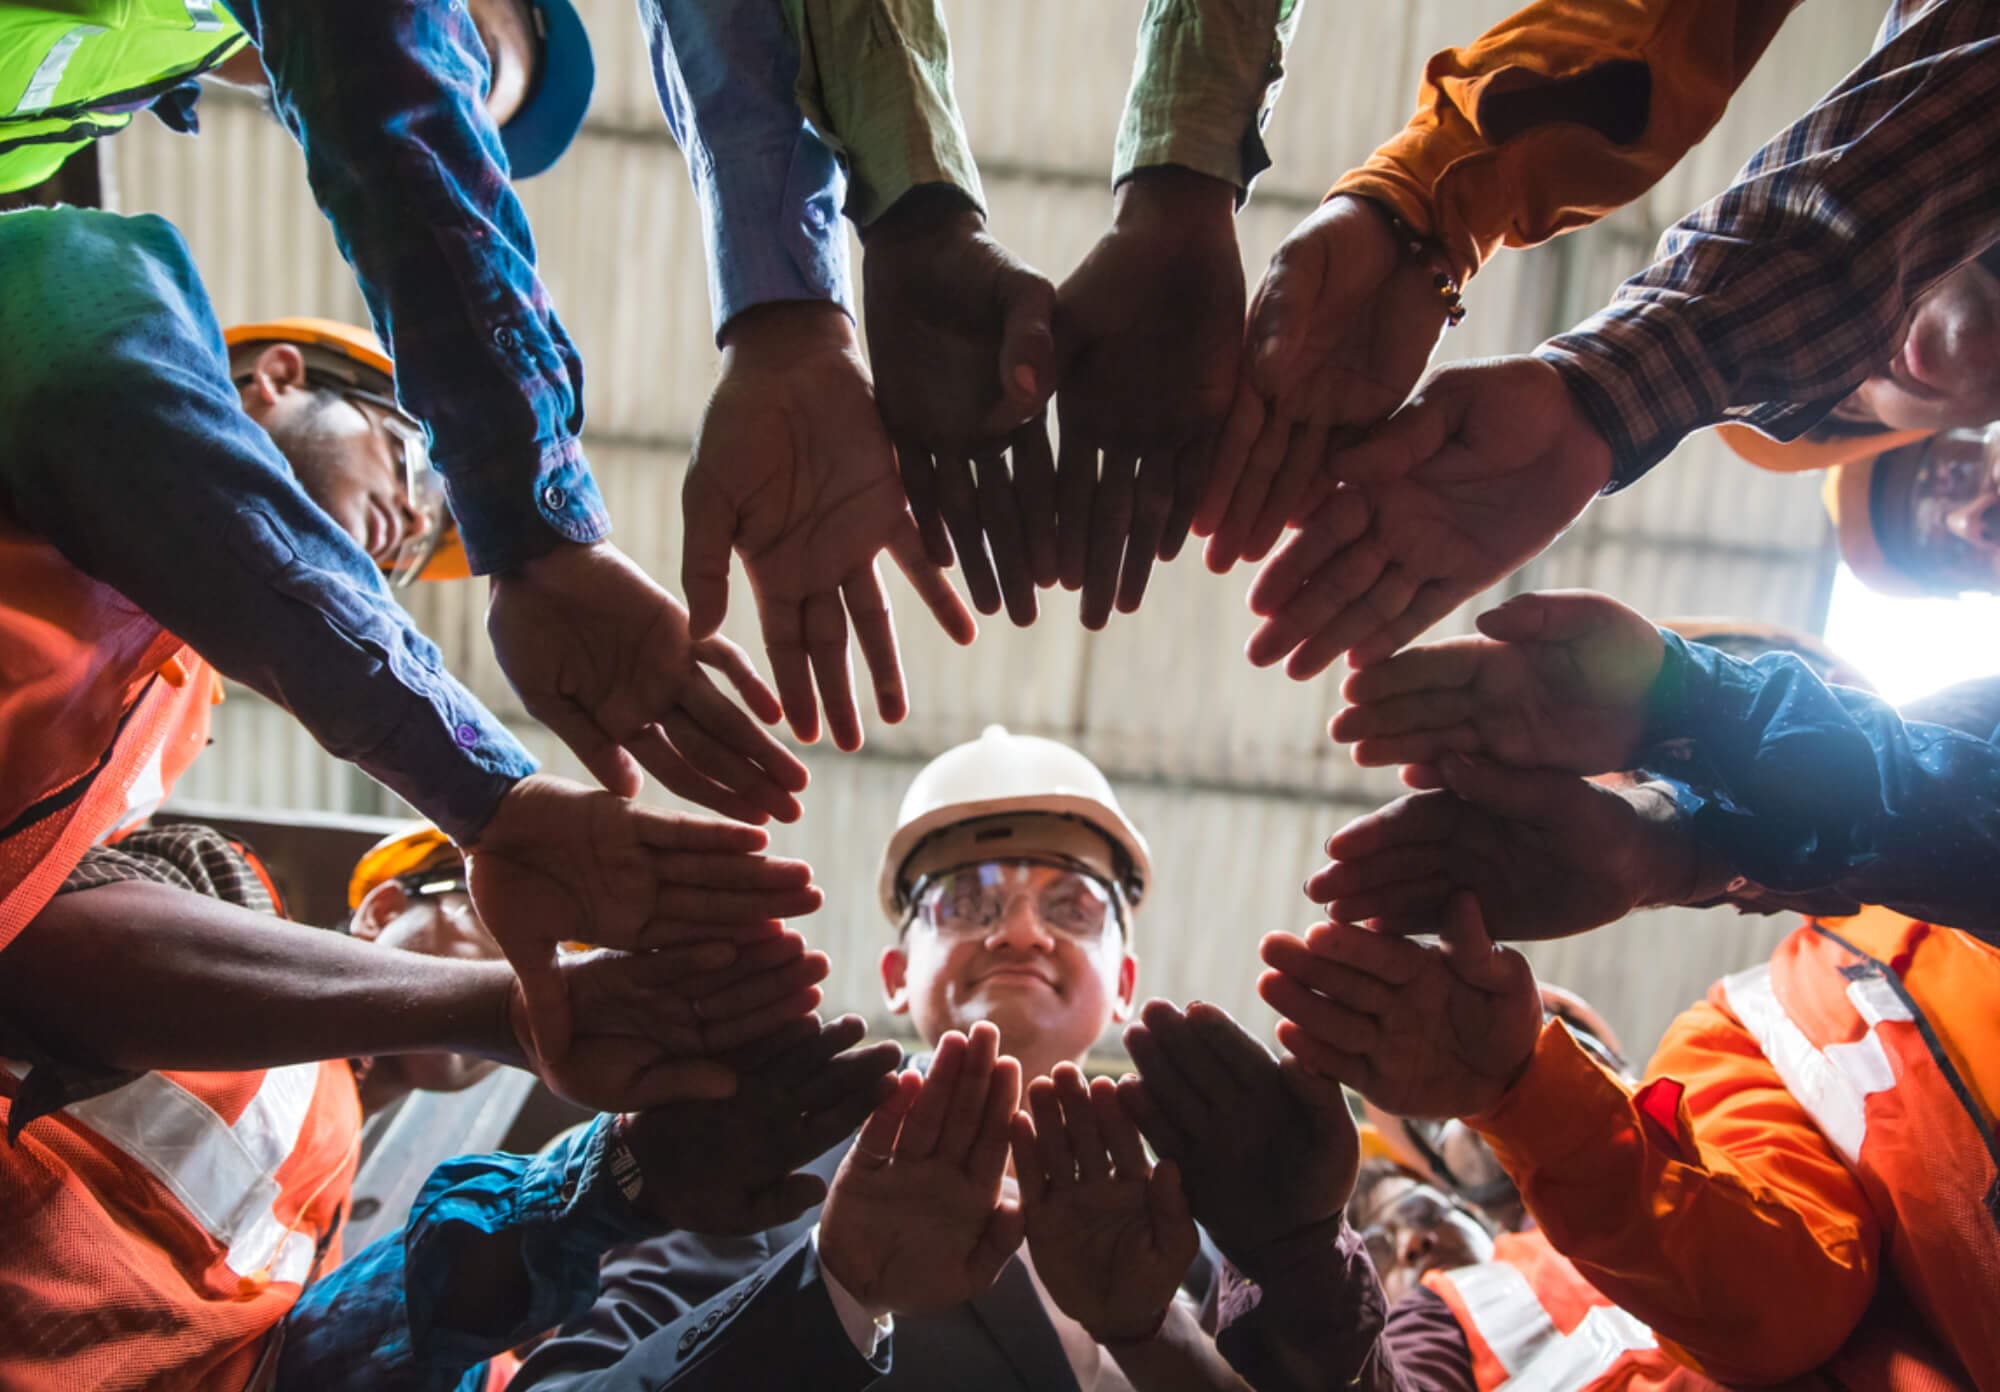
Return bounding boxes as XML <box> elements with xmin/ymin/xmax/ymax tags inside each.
<box><xmin>503</xmin><ymin>0</ymin><xmax>595</xmax><ymax>180</ymax></box>
<box><xmin>879</xmin><ymin>793</ymin><xmax>1152</xmax><ymax>925</ymax></box>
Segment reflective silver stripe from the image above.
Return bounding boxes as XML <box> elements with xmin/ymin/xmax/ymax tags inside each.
<box><xmin>183</xmin><ymin>0</ymin><xmax>224</xmax><ymax>32</ymax></box>
<box><xmin>1721</xmin><ymin>963</ymin><xmax>1901</xmax><ymax>1167</ymax></box>
<box><xmin>1501</xmin><ymin>1305</ymin><xmax>1659</xmax><ymax>1392</ymax></box>
<box><xmin>1451</xmin><ymin>1260</ymin><xmax>1557</xmax><ymax>1377</ymax></box>
<box><xmin>13</xmin><ymin>25</ymin><xmax>108</xmax><ymax>115</ymax></box>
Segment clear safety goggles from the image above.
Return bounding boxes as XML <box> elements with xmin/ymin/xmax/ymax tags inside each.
<box><xmin>1356</xmin><ymin>1183</ymin><xmax>1491</xmax><ymax>1273</ymax></box>
<box><xmin>907</xmin><ymin>858</ymin><xmax>1121</xmax><ymax>942</ymax></box>
<box><xmin>313</xmin><ymin>374</ymin><xmax>448</xmax><ymax>588</ymax></box>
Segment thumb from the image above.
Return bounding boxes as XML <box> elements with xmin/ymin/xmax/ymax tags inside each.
<box><xmin>625</xmin><ymin>1058</ymin><xmax>740</xmax><ymax>1110</ymax></box>
<box><xmin>1147</xmin><ymin>1157</ymin><xmax>1191</xmax><ymax>1232</ymax></box>
<box><xmin>970</xmin><ymin>1200</ymin><xmax>1026</xmax><ymax>1288</ymax></box>
<box><xmin>1245</xmin><ymin>243</ymin><xmax>1323</xmax><ymax>399</ymax></box>
<box><xmin>531</xmin><ymin>698</ymin><xmax>642</xmax><ymax>801</ymax></box>
<box><xmin>1474</xmin><ymin>590</ymin><xmax>1621</xmax><ymax>647</ymax></box>
<box><xmin>1436</xmin><ymin>889</ymin><xmax>1522</xmax><ymax>994</ymax></box>
<box><xmin>511</xmin><ymin>948</ymin><xmax>572</xmax><ymax>1063</ymax></box>
<box><xmin>1436</xmin><ymin>754</ymin><xmax>1580</xmax><ymax>827</ymax></box>
<box><xmin>680</xmin><ymin>468</ymin><xmax>738</xmax><ymax>641</ymax></box>
<box><xmin>994</xmin><ymin>272</ymin><xmax>1057</xmax><ymax>425</ymax></box>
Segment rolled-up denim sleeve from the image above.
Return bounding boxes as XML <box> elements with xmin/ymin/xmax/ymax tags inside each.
<box><xmin>277</xmin><ymin>1116</ymin><xmax>658</xmax><ymax>1392</ymax></box>
<box><xmin>1637</xmin><ymin>631</ymin><xmax>2000</xmax><ymax>940</ymax></box>
<box><xmin>0</xmin><ymin>209</ymin><xmax>531</xmax><ymax>844</ymax></box>
<box><xmin>226</xmin><ymin>0</ymin><xmax>608</xmax><ymax>576</ymax></box>
<box><xmin>642</xmin><ymin>0</ymin><xmax>853</xmax><ymax>338</ymax></box>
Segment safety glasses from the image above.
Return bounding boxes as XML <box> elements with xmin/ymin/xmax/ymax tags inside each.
<box><xmin>907</xmin><ymin>858</ymin><xmax>1120</xmax><ymax>942</ymax></box>
<box><xmin>308</xmin><ymin>372</ymin><xmax>447</xmax><ymax>588</ymax></box>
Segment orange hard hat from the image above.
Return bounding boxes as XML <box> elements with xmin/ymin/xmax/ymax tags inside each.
<box><xmin>346</xmin><ymin>824</ymin><xmax>459</xmax><ymax>911</ymax></box>
<box><xmin>223</xmin><ymin>318</ymin><xmax>468</xmax><ymax>585</ymax></box>
<box><xmin>1714</xmin><ymin>421</ymin><xmax>1935</xmax><ymax>476</ymax></box>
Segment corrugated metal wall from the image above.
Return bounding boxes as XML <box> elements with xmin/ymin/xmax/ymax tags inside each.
<box><xmin>135</xmin><ymin>0</ymin><xmax>1883</xmax><ymax>1056</ymax></box>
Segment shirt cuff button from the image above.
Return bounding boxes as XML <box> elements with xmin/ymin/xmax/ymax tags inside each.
<box><xmin>542</xmin><ymin>484</ymin><xmax>567</xmax><ymax>510</ymax></box>
<box><xmin>454</xmin><ymin>722</ymin><xmax>480</xmax><ymax>749</ymax></box>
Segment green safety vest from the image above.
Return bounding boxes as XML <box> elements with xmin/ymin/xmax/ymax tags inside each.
<box><xmin>0</xmin><ymin>0</ymin><xmax>247</xmax><ymax>194</ymax></box>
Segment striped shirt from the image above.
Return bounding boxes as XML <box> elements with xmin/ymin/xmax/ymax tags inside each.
<box><xmin>1538</xmin><ymin>0</ymin><xmax>2000</xmax><ymax>488</ymax></box>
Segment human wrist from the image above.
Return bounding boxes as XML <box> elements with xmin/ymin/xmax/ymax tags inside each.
<box><xmin>1087</xmin><ymin>1299</ymin><xmax>1172</xmax><ymax>1349</ymax></box>
<box><xmin>1112</xmin><ymin>165</ymin><xmax>1236</xmax><ymax>232</ymax></box>
<box><xmin>862</xmin><ymin>184</ymin><xmax>983</xmax><ymax>247</ymax></box>
<box><xmin>719</xmin><ymin>299</ymin><xmax>858</xmax><ymax>364</ymax></box>
<box><xmin>1621</xmin><ymin>781</ymin><xmax>1705</xmax><ymax>908</ymax></box>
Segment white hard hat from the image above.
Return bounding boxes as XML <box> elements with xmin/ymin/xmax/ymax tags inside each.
<box><xmin>878</xmin><ymin>725</ymin><xmax>1152</xmax><ymax>924</ymax></box>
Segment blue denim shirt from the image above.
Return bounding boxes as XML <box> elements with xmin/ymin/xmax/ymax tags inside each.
<box><xmin>214</xmin><ymin>0</ymin><xmax>608</xmax><ymax>575</ymax></box>
<box><xmin>277</xmin><ymin>1116</ymin><xmax>656</xmax><ymax>1392</ymax></box>
<box><xmin>0</xmin><ymin>207</ymin><xmax>533</xmax><ymax>843</ymax></box>
<box><xmin>639</xmin><ymin>0</ymin><xmax>852</xmax><ymax>338</ymax></box>
<box><xmin>1641</xmin><ymin>631</ymin><xmax>2000</xmax><ymax>940</ymax></box>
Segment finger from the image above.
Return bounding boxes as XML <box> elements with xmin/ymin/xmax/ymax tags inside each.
<box><xmin>1275</xmin><ymin>1019</ymin><xmax>1381</xmax><ymax>1095</ymax></box>
<box><xmin>888</xmin><ymin>523</ymin><xmax>978</xmax><ymax>646</ymax></box>
<box><xmin>1115</xmin><ymin>1073</ymin><xmax>1187</xmax><ymax>1160</ymax></box>
<box><xmin>798</xmin><ymin>1069</ymin><xmax>902</xmax><ymax>1161</ymax></box>
<box><xmin>1244</xmin><ymin>536</ymin><xmax>1388</xmax><ymax>668</ymax></box>
<box><xmin>627</xmin><ymin>806</ymin><xmax>771</xmax><ymax>855</ymax></box>
<box><xmin>1054</xmin><ymin>1064</ymin><xmax>1110</xmax><ymax>1182</ymax></box>
<box><xmin>1347</xmin><ymin>729</ymin><xmax>1486</xmax><ymax>769</ymax></box>
<box><xmin>842</xmin><ymin>559</ymin><xmax>908</xmax><ymax>732</ymax></box>
<box><xmin>1121</xmin><ymin>1018</ymin><xmax>1207</xmax><ymax>1140</ymax></box>
<box><xmin>1148</xmin><ymin>1157</ymin><xmax>1191</xmax><ymax>1234</ymax></box>
<box><xmin>1183</xmin><ymin>1001</ymin><xmax>1277</xmax><ymax>1089</ymax></box>
<box><xmin>684</xmin><ymin>672</ymin><xmax>811</xmax><ymax>795</ymax></box>
<box><xmin>1347</xmin><ymin>584</ymin><xmax>1473</xmax><ymax>670</ymax></box>
<box><xmin>897</xmin><ymin>441</ymin><xmax>956</xmax><ymax>570</ymax></box>
<box><xmin>692</xmin><ymin>632</ymin><xmax>788</xmax><ymax>730</ymax></box>
<box><xmin>647</xmin><ymin>847</ymin><xmax>811</xmax><ymax>891</ymax></box>
<box><xmin>1090</xmin><ymin>1076</ymin><xmax>1148</xmax><ymax>1179</ymax></box>
<box><xmin>995</xmin><ymin>271</ymin><xmax>1058</xmax><ymax>425</ymax></box>
<box><xmin>761</xmin><ymin>599</ymin><xmax>820</xmax><ymax>745</ymax></box>
<box><xmin>644</xmin><ymin>884</ymin><xmax>823</xmax><ymax>929</ymax></box>
<box><xmin>1026</xmin><ymin>1076</ymin><xmax>1075</xmax><ymax>1189</ymax></box>
<box><xmin>1474</xmin><ymin>590</ymin><xmax>1620</xmax><ymax>646</ymax></box>
<box><xmin>680</xmin><ymin>468</ymin><xmax>737</xmax><ymax>640</ymax></box>
<box><xmin>1194</xmin><ymin>384</ymin><xmax>1265</xmax><ymax>548</ymax></box>
<box><xmin>1341</xmin><ymin>641</ymin><xmax>1485</xmax><ymax>705</ymax></box>
<box><xmin>1054</xmin><ymin>417</ymin><xmax>1096</xmax><ymax>592</ymax></box>
<box><xmin>719</xmin><ymin>1013</ymin><xmax>820</xmax><ymax>1073</ymax></box>
<box><xmin>969</xmin><ymin>1057</ymin><xmax>1022</xmax><ymax>1193</ymax></box>
<box><xmin>1257</xmin><ymin>933</ymin><xmax>1406</xmax><ymax>1018</ymax></box>
<box><xmin>969</xmin><ymin>1201</ymin><xmax>1026</xmax><ymax>1291</ymax></box>
<box><xmin>1082</xmin><ymin>449</ymin><xmax>1136</xmax><ymax>630</ymax></box>
<box><xmin>1281</xmin><ymin>564</ymin><xmax>1423</xmax><ymax>682</ymax></box>
<box><xmin>1273</xmin><ymin>919</ymin><xmax>1430</xmax><ymax>985</ymax></box>
<box><xmin>1244</xmin><ymin>488</ymin><xmax>1372</xmax><ymax>619</ymax></box>
<box><xmin>1009</xmin><ymin>417</ymin><xmax>1061</xmax><ymax>588</ymax></box>
<box><xmin>1160</xmin><ymin>432</ymin><xmax>1209</xmax><ymax>563</ymax></box>
<box><xmin>1437</xmin><ymin>889</ymin><xmax>1525</xmax><ymax>994</ymax></box>
<box><xmin>1117</xmin><ymin>452</ymin><xmax>1174</xmax><ymax>614</ymax></box>
<box><xmin>805</xmin><ymin>590</ymin><xmax>862</xmax><ymax>753</ymax></box>
<box><xmin>762</xmin><ymin>1011</ymin><xmax>868</xmax><ymax>1085</ymax></box>
<box><xmin>795</xmin><ymin>1037</ymin><xmax>904</xmax><ymax>1115</ymax></box>
<box><xmin>1245</xmin><ymin>420</ymin><xmax>1332</xmax><ymax>564</ymax></box>
<box><xmin>851</xmin><ymin>1070</ymin><xmax>923</xmax><ymax>1169</ymax></box>
<box><xmin>513</xmin><ymin>949</ymin><xmax>572</xmax><ymax>1063</ymax></box>
<box><xmin>938</xmin><ymin>1019</ymin><xmax>1000</xmax><ymax>1162</ymax></box>
<box><xmin>1307</xmin><ymin>843</ymin><xmax>1465</xmax><ymax>899</ymax></box>
<box><xmin>1140</xmin><ymin>1000</ymin><xmax>1235</xmax><ymax>1106</ymax></box>
<box><xmin>637</xmin><ymin>718</ymin><xmax>777</xmax><ymax>826</ymax></box>
<box><xmin>697</xmin><ymin>951</ymin><xmax>828</xmax><ymax>1023</ymax></box>
<box><xmin>526</xmin><ymin>697</ymin><xmax>642</xmax><ymax>801</ymax></box>
<box><xmin>894</xmin><ymin>1029</ymin><xmax>966</xmax><ymax>1160</ymax></box>
<box><xmin>975</xmin><ymin>452</ymin><xmax>1038</xmax><ymax>627</ymax></box>
<box><xmin>1009</xmin><ymin>1112</ymin><xmax>1047</xmax><ymax>1217</ymax></box>
<box><xmin>1211</xmin><ymin>401</ymin><xmax>1292</xmax><ymax>567</ymax></box>
<box><xmin>937</xmin><ymin>454</ymin><xmax>1001</xmax><ymax>615</ymax></box>
<box><xmin>1257</xmin><ymin>971</ymin><xmax>1383</xmax><ymax>1054</ymax></box>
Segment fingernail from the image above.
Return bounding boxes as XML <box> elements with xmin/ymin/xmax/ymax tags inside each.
<box><xmin>1255</xmin><ymin>335</ymin><xmax>1283</xmax><ymax>366</ymax></box>
<box><xmin>1014</xmin><ymin>363</ymin><xmax>1038</xmax><ymax>393</ymax></box>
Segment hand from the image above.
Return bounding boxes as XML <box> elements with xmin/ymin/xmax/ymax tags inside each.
<box><xmin>818</xmin><ymin>1021</ymin><xmax>1024</xmax><ymax>1319</ymax></box>
<box><xmin>682</xmin><ymin>302</ymin><xmax>978</xmax><ymax>751</ymax></box>
<box><xmin>1117</xmin><ymin>1001</ymin><xmax>1356</xmax><ymax>1262</ymax></box>
<box><xmin>504</xmin><ymin>928</ymin><xmax>833</xmax><ymax>1111</ymax></box>
<box><xmin>1012</xmin><ymin>1063</ymin><xmax>1198</xmax><ymax>1343</ymax></box>
<box><xmin>1259</xmin><ymin>894</ymin><xmax>1542</xmax><ymax>1120</ymax></box>
<box><xmin>614</xmin><ymin>1014</ymin><xmax>903</xmax><ymax>1233</ymax></box>
<box><xmin>1054</xmin><ymin>167</ymin><xmax>1244</xmax><ymax>626</ymax></box>
<box><xmin>487</xmin><ymin>539</ymin><xmax>809</xmax><ymax>820</ymax></box>
<box><xmin>863</xmin><ymin>187</ymin><xmax>1059</xmax><ymax>625</ymax></box>
<box><xmin>467</xmin><ymin>774</ymin><xmax>822</xmax><ymax>1057</ymax></box>
<box><xmin>1198</xmin><ymin>195</ymin><xmax>1450</xmax><ymax>571</ymax></box>
<box><xmin>1330</xmin><ymin>589</ymin><xmax>1666</xmax><ymax>775</ymax></box>
<box><xmin>1308</xmin><ymin>759</ymin><xmax>1698</xmax><ymax>939</ymax></box>
<box><xmin>1245</xmin><ymin>357</ymin><xmax>1614</xmax><ymax>677</ymax></box>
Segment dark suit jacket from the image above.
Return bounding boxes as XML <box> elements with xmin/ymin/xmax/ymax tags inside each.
<box><xmin>512</xmin><ymin>1090</ymin><xmax>1219</xmax><ymax>1391</ymax></box>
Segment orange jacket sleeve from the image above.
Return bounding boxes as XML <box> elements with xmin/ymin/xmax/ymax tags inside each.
<box><xmin>1468</xmin><ymin>1010</ymin><xmax>1878</xmax><ymax>1384</ymax></box>
<box><xmin>1332</xmin><ymin>0</ymin><xmax>1799</xmax><ymax>282</ymax></box>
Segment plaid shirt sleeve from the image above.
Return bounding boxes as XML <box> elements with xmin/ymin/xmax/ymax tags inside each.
<box><xmin>226</xmin><ymin>0</ymin><xmax>609</xmax><ymax>576</ymax></box>
<box><xmin>1536</xmin><ymin>0</ymin><xmax>2000</xmax><ymax>488</ymax></box>
<box><xmin>1115</xmin><ymin>0</ymin><xmax>1303</xmax><ymax>196</ymax></box>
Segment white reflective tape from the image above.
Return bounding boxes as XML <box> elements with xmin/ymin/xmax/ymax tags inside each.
<box><xmin>107</xmin><ymin>743</ymin><xmax>169</xmax><ymax>842</ymax></box>
<box><xmin>14</xmin><ymin>25</ymin><xmax>107</xmax><ymax>114</ymax></box>
<box><xmin>1846</xmin><ymin>973</ymin><xmax>1913</xmax><ymax>1029</ymax></box>
<box><xmin>1501</xmin><ymin>1305</ymin><xmax>1659</xmax><ymax>1392</ymax></box>
<box><xmin>59</xmin><ymin>1063</ymin><xmax>322</xmax><ymax>1276</ymax></box>
<box><xmin>1450</xmin><ymin>1260</ymin><xmax>1557</xmax><ymax>1377</ymax></box>
<box><xmin>268</xmin><ymin>1229</ymin><xmax>318</xmax><ymax>1288</ymax></box>
<box><xmin>183</xmin><ymin>0</ymin><xmax>224</xmax><ymax>31</ymax></box>
<box><xmin>1723</xmin><ymin>964</ymin><xmax>1896</xmax><ymax>1167</ymax></box>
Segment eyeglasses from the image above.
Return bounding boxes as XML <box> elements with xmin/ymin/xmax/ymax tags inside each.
<box><xmin>908</xmin><ymin>859</ymin><xmax>1119</xmax><ymax>941</ymax></box>
<box><xmin>1356</xmin><ymin>1184</ymin><xmax>1490</xmax><ymax>1273</ymax></box>
<box><xmin>307</xmin><ymin>372</ymin><xmax>447</xmax><ymax>588</ymax></box>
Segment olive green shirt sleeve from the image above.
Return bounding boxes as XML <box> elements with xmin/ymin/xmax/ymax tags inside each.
<box><xmin>1113</xmin><ymin>0</ymin><xmax>1302</xmax><ymax>195</ymax></box>
<box><xmin>783</xmin><ymin>0</ymin><xmax>985</xmax><ymax>227</ymax></box>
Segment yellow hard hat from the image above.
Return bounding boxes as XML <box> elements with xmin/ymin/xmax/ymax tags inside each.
<box><xmin>346</xmin><ymin>824</ymin><xmax>458</xmax><ymax>910</ymax></box>
<box><xmin>878</xmin><ymin>725</ymin><xmax>1151</xmax><ymax>925</ymax></box>
<box><xmin>223</xmin><ymin>318</ymin><xmax>468</xmax><ymax>585</ymax></box>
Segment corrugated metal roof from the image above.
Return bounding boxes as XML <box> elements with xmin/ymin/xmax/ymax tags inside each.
<box><xmin>117</xmin><ymin>0</ymin><xmax>1887</xmax><ymax>1056</ymax></box>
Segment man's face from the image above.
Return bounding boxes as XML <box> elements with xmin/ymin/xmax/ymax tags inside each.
<box><xmin>351</xmin><ymin>878</ymin><xmax>503</xmax><ymax>1094</ymax></box>
<box><xmin>1844</xmin><ymin>254</ymin><xmax>2000</xmax><ymax>432</ymax></box>
<box><xmin>1352</xmin><ymin>1174</ymin><xmax>1497</xmax><ymax>1304</ymax></box>
<box><xmin>881</xmin><ymin>860</ymin><xmax>1137</xmax><ymax>1075</ymax></box>
<box><xmin>240</xmin><ymin>344</ymin><xmax>431</xmax><ymax>567</ymax></box>
<box><xmin>1875</xmin><ymin>427</ymin><xmax>2000</xmax><ymax>592</ymax></box>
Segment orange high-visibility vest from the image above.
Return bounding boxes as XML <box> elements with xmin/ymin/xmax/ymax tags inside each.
<box><xmin>1425</xmin><ymin>1228</ymin><xmax>1723</xmax><ymax>1392</ymax></box>
<box><xmin>1716</xmin><ymin>907</ymin><xmax>2000</xmax><ymax>1387</ymax></box>
<box><xmin>0</xmin><ymin>515</ymin><xmax>362</xmax><ymax>1389</ymax></box>
<box><xmin>0</xmin><ymin>514</ymin><xmax>219</xmax><ymax>948</ymax></box>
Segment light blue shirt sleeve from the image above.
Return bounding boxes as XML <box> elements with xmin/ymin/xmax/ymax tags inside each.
<box><xmin>638</xmin><ymin>0</ymin><xmax>854</xmax><ymax>339</ymax></box>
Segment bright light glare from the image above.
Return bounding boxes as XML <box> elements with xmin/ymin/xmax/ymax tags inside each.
<box><xmin>1823</xmin><ymin>564</ymin><xmax>2000</xmax><ymax>703</ymax></box>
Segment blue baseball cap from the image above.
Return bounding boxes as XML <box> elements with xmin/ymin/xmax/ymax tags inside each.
<box><xmin>500</xmin><ymin>0</ymin><xmax>594</xmax><ymax>180</ymax></box>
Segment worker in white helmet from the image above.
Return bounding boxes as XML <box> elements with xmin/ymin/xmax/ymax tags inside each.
<box><xmin>519</xmin><ymin>726</ymin><xmax>1258</xmax><ymax>1392</ymax></box>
